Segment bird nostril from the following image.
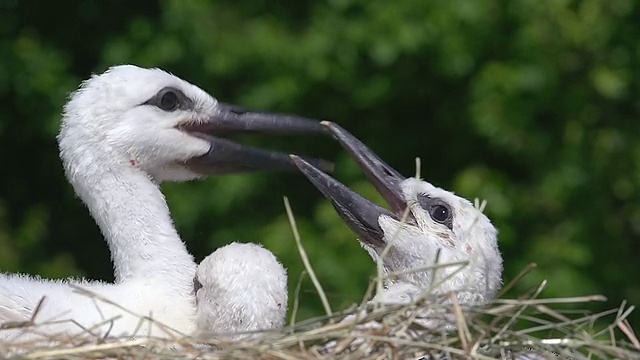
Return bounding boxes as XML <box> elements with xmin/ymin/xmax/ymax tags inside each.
<box><xmin>230</xmin><ymin>109</ymin><xmax>246</xmax><ymax>115</ymax></box>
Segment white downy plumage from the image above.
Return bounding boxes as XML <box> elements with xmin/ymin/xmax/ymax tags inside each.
<box><xmin>293</xmin><ymin>122</ymin><xmax>502</xmax><ymax>309</ymax></box>
<box><xmin>293</xmin><ymin>122</ymin><xmax>504</xmax><ymax>357</ymax></box>
<box><xmin>0</xmin><ymin>65</ymin><xmax>324</xmax><ymax>341</ymax></box>
<box><xmin>193</xmin><ymin>242</ymin><xmax>288</xmax><ymax>341</ymax></box>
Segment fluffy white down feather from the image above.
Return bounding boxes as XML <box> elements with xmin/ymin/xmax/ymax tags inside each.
<box><xmin>0</xmin><ymin>65</ymin><xmax>222</xmax><ymax>340</ymax></box>
<box><xmin>194</xmin><ymin>242</ymin><xmax>288</xmax><ymax>341</ymax></box>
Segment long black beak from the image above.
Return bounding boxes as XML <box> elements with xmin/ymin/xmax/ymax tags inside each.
<box><xmin>291</xmin><ymin>123</ymin><xmax>410</xmax><ymax>248</ymax></box>
<box><xmin>181</xmin><ymin>103</ymin><xmax>333</xmax><ymax>174</ymax></box>
<box><xmin>322</xmin><ymin>122</ymin><xmax>407</xmax><ymax>216</ymax></box>
<box><xmin>291</xmin><ymin>155</ymin><xmax>390</xmax><ymax>248</ymax></box>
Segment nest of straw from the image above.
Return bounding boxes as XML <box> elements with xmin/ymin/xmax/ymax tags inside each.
<box><xmin>1</xmin><ymin>285</ymin><xmax>638</xmax><ymax>359</ymax></box>
<box><xmin>1</xmin><ymin>199</ymin><xmax>638</xmax><ymax>359</ymax></box>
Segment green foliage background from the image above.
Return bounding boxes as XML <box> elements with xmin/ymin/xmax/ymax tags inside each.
<box><xmin>0</xmin><ymin>0</ymin><xmax>638</xmax><ymax>327</ymax></box>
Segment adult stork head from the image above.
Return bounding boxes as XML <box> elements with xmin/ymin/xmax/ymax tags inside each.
<box><xmin>293</xmin><ymin>123</ymin><xmax>502</xmax><ymax>305</ymax></box>
<box><xmin>193</xmin><ymin>242</ymin><xmax>287</xmax><ymax>340</ymax></box>
<box><xmin>58</xmin><ymin>65</ymin><xmax>329</xmax><ymax>183</ymax></box>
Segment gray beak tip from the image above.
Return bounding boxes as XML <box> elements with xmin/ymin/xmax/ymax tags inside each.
<box><xmin>290</xmin><ymin>154</ymin><xmax>334</xmax><ymax>174</ymax></box>
<box><xmin>321</xmin><ymin>121</ymin><xmax>356</xmax><ymax>147</ymax></box>
<box><xmin>290</xmin><ymin>154</ymin><xmax>305</xmax><ymax>170</ymax></box>
<box><xmin>320</xmin><ymin>120</ymin><xmax>334</xmax><ymax>127</ymax></box>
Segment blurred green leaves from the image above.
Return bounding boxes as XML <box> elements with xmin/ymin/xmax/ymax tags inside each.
<box><xmin>0</xmin><ymin>0</ymin><xmax>638</xmax><ymax>327</ymax></box>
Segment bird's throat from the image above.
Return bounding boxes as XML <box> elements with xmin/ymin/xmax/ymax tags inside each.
<box><xmin>71</xmin><ymin>164</ymin><xmax>196</xmax><ymax>284</ymax></box>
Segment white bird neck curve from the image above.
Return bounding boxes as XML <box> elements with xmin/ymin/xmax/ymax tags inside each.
<box><xmin>57</xmin><ymin>69</ymin><xmax>197</xmax><ymax>286</ymax></box>
<box><xmin>64</xmin><ymin>155</ymin><xmax>195</xmax><ymax>284</ymax></box>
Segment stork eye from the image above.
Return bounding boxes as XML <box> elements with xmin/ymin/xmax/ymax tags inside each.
<box><xmin>158</xmin><ymin>88</ymin><xmax>180</xmax><ymax>111</ymax></box>
<box><xmin>417</xmin><ymin>195</ymin><xmax>453</xmax><ymax>229</ymax></box>
<box><xmin>430</xmin><ymin>205</ymin><xmax>449</xmax><ymax>223</ymax></box>
<box><xmin>142</xmin><ymin>87</ymin><xmax>194</xmax><ymax>111</ymax></box>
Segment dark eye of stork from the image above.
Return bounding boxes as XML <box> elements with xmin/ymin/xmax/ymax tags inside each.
<box><xmin>158</xmin><ymin>88</ymin><xmax>180</xmax><ymax>111</ymax></box>
<box><xmin>142</xmin><ymin>87</ymin><xmax>193</xmax><ymax>112</ymax></box>
<box><xmin>430</xmin><ymin>205</ymin><xmax>449</xmax><ymax>222</ymax></box>
<box><xmin>417</xmin><ymin>195</ymin><xmax>453</xmax><ymax>229</ymax></box>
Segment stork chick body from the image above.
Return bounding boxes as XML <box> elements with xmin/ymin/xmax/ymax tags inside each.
<box><xmin>0</xmin><ymin>65</ymin><xmax>325</xmax><ymax>341</ymax></box>
<box><xmin>294</xmin><ymin>122</ymin><xmax>503</xmax><ymax>308</ymax></box>
<box><xmin>373</xmin><ymin>177</ymin><xmax>501</xmax><ymax>305</ymax></box>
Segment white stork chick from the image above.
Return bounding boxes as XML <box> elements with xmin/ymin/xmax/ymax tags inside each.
<box><xmin>193</xmin><ymin>242</ymin><xmax>288</xmax><ymax>341</ymax></box>
<box><xmin>292</xmin><ymin>122</ymin><xmax>502</xmax><ymax>309</ymax></box>
<box><xmin>0</xmin><ymin>65</ymin><xmax>327</xmax><ymax>341</ymax></box>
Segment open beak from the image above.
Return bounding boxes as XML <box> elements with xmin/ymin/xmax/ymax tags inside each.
<box><xmin>321</xmin><ymin>122</ymin><xmax>408</xmax><ymax>215</ymax></box>
<box><xmin>291</xmin><ymin>155</ymin><xmax>391</xmax><ymax>248</ymax></box>
<box><xmin>291</xmin><ymin>122</ymin><xmax>411</xmax><ymax>248</ymax></box>
<box><xmin>180</xmin><ymin>103</ymin><xmax>333</xmax><ymax>174</ymax></box>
